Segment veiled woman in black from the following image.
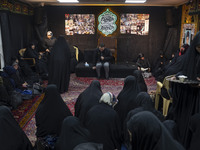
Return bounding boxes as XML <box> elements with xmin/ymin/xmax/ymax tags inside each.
<box><xmin>84</xmin><ymin>92</ymin><xmax>122</xmax><ymax>150</ymax></box>
<box><xmin>35</xmin><ymin>84</ymin><xmax>72</xmax><ymax>138</ymax></box>
<box><xmin>0</xmin><ymin>106</ymin><xmax>33</xmax><ymax>150</ymax></box>
<box><xmin>134</xmin><ymin>92</ymin><xmax>164</xmax><ymax>121</ymax></box>
<box><xmin>56</xmin><ymin>116</ymin><xmax>103</xmax><ymax>150</ymax></box>
<box><xmin>133</xmin><ymin>70</ymin><xmax>147</xmax><ymax>92</ymax></box>
<box><xmin>188</xmin><ymin>113</ymin><xmax>200</xmax><ymax>150</ymax></box>
<box><xmin>127</xmin><ymin>111</ymin><xmax>185</xmax><ymax>150</ymax></box>
<box><xmin>75</xmin><ymin>80</ymin><xmax>102</xmax><ymax>123</ymax></box>
<box><xmin>48</xmin><ymin>36</ymin><xmax>71</xmax><ymax>93</ymax></box>
<box><xmin>24</xmin><ymin>42</ymin><xmax>48</xmax><ymax>75</ymax></box>
<box><xmin>114</xmin><ymin>75</ymin><xmax>140</xmax><ymax>129</ymax></box>
<box><xmin>181</xmin><ymin>31</ymin><xmax>200</xmax><ymax>81</ymax></box>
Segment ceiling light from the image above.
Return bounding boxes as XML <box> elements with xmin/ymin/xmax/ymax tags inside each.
<box><xmin>58</xmin><ymin>0</ymin><xmax>79</xmax><ymax>3</ymax></box>
<box><xmin>125</xmin><ymin>0</ymin><xmax>146</xmax><ymax>3</ymax></box>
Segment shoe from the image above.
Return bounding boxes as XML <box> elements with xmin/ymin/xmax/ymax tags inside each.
<box><xmin>106</xmin><ymin>77</ymin><xmax>109</xmax><ymax>80</ymax></box>
<box><xmin>97</xmin><ymin>76</ymin><xmax>100</xmax><ymax>80</ymax></box>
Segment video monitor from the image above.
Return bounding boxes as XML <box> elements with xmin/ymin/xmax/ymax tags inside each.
<box><xmin>65</xmin><ymin>14</ymin><xmax>95</xmax><ymax>35</ymax></box>
<box><xmin>120</xmin><ymin>14</ymin><xmax>149</xmax><ymax>35</ymax></box>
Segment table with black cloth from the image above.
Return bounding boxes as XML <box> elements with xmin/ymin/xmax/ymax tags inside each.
<box><xmin>167</xmin><ymin>77</ymin><xmax>200</xmax><ymax>149</ymax></box>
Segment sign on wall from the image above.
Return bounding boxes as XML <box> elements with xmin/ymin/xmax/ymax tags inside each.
<box><xmin>98</xmin><ymin>9</ymin><xmax>117</xmax><ymax>36</ymax></box>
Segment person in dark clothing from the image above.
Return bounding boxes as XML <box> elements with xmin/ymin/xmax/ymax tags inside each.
<box><xmin>0</xmin><ymin>105</ymin><xmax>33</xmax><ymax>150</ymax></box>
<box><xmin>75</xmin><ymin>80</ymin><xmax>103</xmax><ymax>123</ymax></box>
<box><xmin>48</xmin><ymin>36</ymin><xmax>71</xmax><ymax>93</ymax></box>
<box><xmin>127</xmin><ymin>111</ymin><xmax>185</xmax><ymax>150</ymax></box>
<box><xmin>136</xmin><ymin>53</ymin><xmax>151</xmax><ymax>72</ymax></box>
<box><xmin>188</xmin><ymin>113</ymin><xmax>200</xmax><ymax>150</ymax></box>
<box><xmin>134</xmin><ymin>92</ymin><xmax>164</xmax><ymax>122</ymax></box>
<box><xmin>84</xmin><ymin>92</ymin><xmax>122</xmax><ymax>150</ymax></box>
<box><xmin>0</xmin><ymin>77</ymin><xmax>11</xmax><ymax>107</ymax></box>
<box><xmin>181</xmin><ymin>31</ymin><xmax>200</xmax><ymax>81</ymax></box>
<box><xmin>152</xmin><ymin>51</ymin><xmax>167</xmax><ymax>78</ymax></box>
<box><xmin>35</xmin><ymin>84</ymin><xmax>72</xmax><ymax>138</ymax></box>
<box><xmin>56</xmin><ymin>116</ymin><xmax>103</xmax><ymax>150</ymax></box>
<box><xmin>163</xmin><ymin>120</ymin><xmax>177</xmax><ymax>139</ymax></box>
<box><xmin>114</xmin><ymin>75</ymin><xmax>140</xmax><ymax>129</ymax></box>
<box><xmin>176</xmin><ymin>44</ymin><xmax>189</xmax><ymax>57</ymax></box>
<box><xmin>133</xmin><ymin>70</ymin><xmax>147</xmax><ymax>92</ymax></box>
<box><xmin>44</xmin><ymin>31</ymin><xmax>56</xmax><ymax>54</ymax></box>
<box><xmin>157</xmin><ymin>44</ymin><xmax>190</xmax><ymax>82</ymax></box>
<box><xmin>24</xmin><ymin>42</ymin><xmax>48</xmax><ymax>76</ymax></box>
<box><xmin>11</xmin><ymin>56</ymin><xmax>34</xmax><ymax>78</ymax></box>
<box><xmin>92</xmin><ymin>43</ymin><xmax>112</xmax><ymax>79</ymax></box>
<box><xmin>3</xmin><ymin>64</ymin><xmax>28</xmax><ymax>90</ymax></box>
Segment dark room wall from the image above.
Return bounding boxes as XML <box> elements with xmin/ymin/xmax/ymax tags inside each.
<box><xmin>44</xmin><ymin>6</ymin><xmax>181</xmax><ymax>65</ymax></box>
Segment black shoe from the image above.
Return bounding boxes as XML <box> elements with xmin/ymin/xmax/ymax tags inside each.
<box><xmin>97</xmin><ymin>76</ymin><xmax>100</xmax><ymax>80</ymax></box>
<box><xmin>106</xmin><ymin>77</ymin><xmax>109</xmax><ymax>80</ymax></box>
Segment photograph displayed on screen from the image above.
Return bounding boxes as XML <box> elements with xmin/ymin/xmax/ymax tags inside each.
<box><xmin>65</xmin><ymin>14</ymin><xmax>95</xmax><ymax>35</ymax></box>
<box><xmin>120</xmin><ymin>14</ymin><xmax>149</xmax><ymax>35</ymax></box>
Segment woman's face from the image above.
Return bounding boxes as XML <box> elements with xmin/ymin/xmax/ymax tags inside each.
<box><xmin>31</xmin><ymin>44</ymin><xmax>35</xmax><ymax>50</ymax></box>
<box><xmin>196</xmin><ymin>45</ymin><xmax>200</xmax><ymax>53</ymax></box>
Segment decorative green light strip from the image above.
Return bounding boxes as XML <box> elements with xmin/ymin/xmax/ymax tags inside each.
<box><xmin>98</xmin><ymin>8</ymin><xmax>117</xmax><ymax>36</ymax></box>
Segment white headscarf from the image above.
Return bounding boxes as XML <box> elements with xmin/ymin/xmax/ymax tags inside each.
<box><xmin>99</xmin><ymin>92</ymin><xmax>118</xmax><ymax>107</ymax></box>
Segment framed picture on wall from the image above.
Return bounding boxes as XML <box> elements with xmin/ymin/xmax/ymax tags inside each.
<box><xmin>180</xmin><ymin>23</ymin><xmax>196</xmax><ymax>46</ymax></box>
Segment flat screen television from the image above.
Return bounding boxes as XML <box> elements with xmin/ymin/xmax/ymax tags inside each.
<box><xmin>120</xmin><ymin>14</ymin><xmax>149</xmax><ymax>35</ymax></box>
<box><xmin>65</xmin><ymin>14</ymin><xmax>95</xmax><ymax>35</ymax></box>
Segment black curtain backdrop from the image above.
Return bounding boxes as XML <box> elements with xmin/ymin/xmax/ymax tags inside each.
<box><xmin>163</xmin><ymin>28</ymin><xmax>178</xmax><ymax>60</ymax></box>
<box><xmin>0</xmin><ymin>11</ymin><xmax>34</xmax><ymax>65</ymax></box>
<box><xmin>44</xmin><ymin>6</ymin><xmax>182</xmax><ymax>66</ymax></box>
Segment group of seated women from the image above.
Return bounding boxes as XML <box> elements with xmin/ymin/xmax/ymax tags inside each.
<box><xmin>1</xmin><ymin>63</ymin><xmax>200</xmax><ymax>150</ymax></box>
<box><xmin>32</xmin><ymin>72</ymin><xmax>187</xmax><ymax>150</ymax></box>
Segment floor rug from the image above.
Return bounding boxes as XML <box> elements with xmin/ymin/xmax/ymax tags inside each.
<box><xmin>20</xmin><ymin>73</ymin><xmax>156</xmax><ymax>145</ymax></box>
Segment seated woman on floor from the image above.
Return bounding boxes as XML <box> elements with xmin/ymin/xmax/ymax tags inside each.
<box><xmin>0</xmin><ymin>105</ymin><xmax>33</xmax><ymax>150</ymax></box>
<box><xmin>75</xmin><ymin>80</ymin><xmax>103</xmax><ymax>123</ymax></box>
<box><xmin>127</xmin><ymin>111</ymin><xmax>185</xmax><ymax>150</ymax></box>
<box><xmin>55</xmin><ymin>116</ymin><xmax>103</xmax><ymax>150</ymax></box>
<box><xmin>35</xmin><ymin>84</ymin><xmax>72</xmax><ymax>144</ymax></box>
<box><xmin>3</xmin><ymin>62</ymin><xmax>28</xmax><ymax>90</ymax></box>
<box><xmin>84</xmin><ymin>92</ymin><xmax>121</xmax><ymax>150</ymax></box>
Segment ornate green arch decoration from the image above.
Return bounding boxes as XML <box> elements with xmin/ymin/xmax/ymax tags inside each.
<box><xmin>98</xmin><ymin>9</ymin><xmax>117</xmax><ymax>36</ymax></box>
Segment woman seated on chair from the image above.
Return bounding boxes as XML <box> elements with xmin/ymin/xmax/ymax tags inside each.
<box><xmin>24</xmin><ymin>42</ymin><xmax>48</xmax><ymax>77</ymax></box>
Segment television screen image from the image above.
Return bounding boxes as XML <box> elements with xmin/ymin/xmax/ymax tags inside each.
<box><xmin>65</xmin><ymin>14</ymin><xmax>95</xmax><ymax>35</ymax></box>
<box><xmin>120</xmin><ymin>14</ymin><xmax>149</xmax><ymax>35</ymax></box>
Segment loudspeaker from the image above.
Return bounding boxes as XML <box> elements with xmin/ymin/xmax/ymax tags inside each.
<box><xmin>166</xmin><ymin>9</ymin><xmax>174</xmax><ymax>26</ymax></box>
<box><xmin>34</xmin><ymin>7</ymin><xmax>45</xmax><ymax>25</ymax></box>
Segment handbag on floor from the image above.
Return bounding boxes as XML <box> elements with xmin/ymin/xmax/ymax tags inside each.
<box><xmin>36</xmin><ymin>135</ymin><xmax>58</xmax><ymax>150</ymax></box>
<box><xmin>10</xmin><ymin>90</ymin><xmax>22</xmax><ymax>109</ymax></box>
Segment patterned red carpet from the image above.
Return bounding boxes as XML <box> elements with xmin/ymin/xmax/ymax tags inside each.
<box><xmin>12</xmin><ymin>73</ymin><xmax>156</xmax><ymax>145</ymax></box>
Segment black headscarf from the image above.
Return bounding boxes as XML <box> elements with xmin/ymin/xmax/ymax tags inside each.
<box><xmin>75</xmin><ymin>80</ymin><xmax>102</xmax><ymax>123</ymax></box>
<box><xmin>85</xmin><ymin>103</ymin><xmax>122</xmax><ymax>150</ymax></box>
<box><xmin>188</xmin><ymin>113</ymin><xmax>200</xmax><ymax>150</ymax></box>
<box><xmin>127</xmin><ymin>111</ymin><xmax>185</xmax><ymax>150</ymax></box>
<box><xmin>0</xmin><ymin>106</ymin><xmax>33</xmax><ymax>150</ymax></box>
<box><xmin>114</xmin><ymin>75</ymin><xmax>140</xmax><ymax>128</ymax></box>
<box><xmin>48</xmin><ymin>36</ymin><xmax>71</xmax><ymax>93</ymax></box>
<box><xmin>133</xmin><ymin>70</ymin><xmax>147</xmax><ymax>92</ymax></box>
<box><xmin>182</xmin><ymin>31</ymin><xmax>200</xmax><ymax>80</ymax></box>
<box><xmin>123</xmin><ymin>107</ymin><xmax>144</xmax><ymax>148</ymax></box>
<box><xmin>55</xmin><ymin>116</ymin><xmax>91</xmax><ymax>150</ymax></box>
<box><xmin>134</xmin><ymin>92</ymin><xmax>164</xmax><ymax>122</ymax></box>
<box><xmin>35</xmin><ymin>84</ymin><xmax>72</xmax><ymax>137</ymax></box>
<box><xmin>163</xmin><ymin>120</ymin><xmax>177</xmax><ymax>139</ymax></box>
